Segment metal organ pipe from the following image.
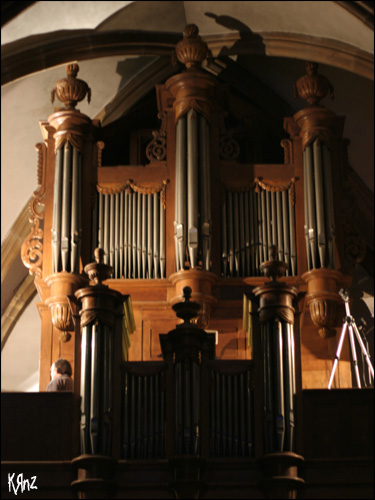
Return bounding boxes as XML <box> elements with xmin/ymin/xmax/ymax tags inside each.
<box><xmin>187</xmin><ymin>109</ymin><xmax>199</xmax><ymax>269</ymax></box>
<box><xmin>221</xmin><ymin>185</ymin><xmax>297</xmax><ymax>278</ymax></box>
<box><xmin>52</xmin><ymin>143</ymin><xmax>84</xmax><ymax>273</ymax></box>
<box><xmin>174</xmin><ymin>110</ymin><xmax>213</xmax><ymax>271</ymax></box>
<box><xmin>313</xmin><ymin>139</ymin><xmax>327</xmax><ymax>267</ymax></box>
<box><xmin>175</xmin><ymin>116</ymin><xmax>187</xmax><ymax>271</ymax></box>
<box><xmin>61</xmin><ymin>142</ymin><xmax>72</xmax><ymax>271</ymax></box>
<box><xmin>52</xmin><ymin>147</ymin><xmax>63</xmax><ymax>272</ymax></box>
<box><xmin>199</xmin><ymin>114</ymin><xmax>211</xmax><ymax>271</ymax></box>
<box><xmin>303</xmin><ymin>139</ymin><xmax>336</xmax><ymax>270</ymax></box>
<box><xmin>94</xmin><ymin>187</ymin><xmax>165</xmax><ymax>279</ymax></box>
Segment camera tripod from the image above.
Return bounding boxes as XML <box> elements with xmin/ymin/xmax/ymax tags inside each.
<box><xmin>328</xmin><ymin>289</ymin><xmax>374</xmax><ymax>389</ymax></box>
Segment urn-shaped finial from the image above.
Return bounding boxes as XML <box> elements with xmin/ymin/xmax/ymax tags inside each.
<box><xmin>172</xmin><ymin>286</ymin><xmax>201</xmax><ymax>325</ymax></box>
<box><xmin>260</xmin><ymin>245</ymin><xmax>288</xmax><ymax>281</ymax></box>
<box><xmin>84</xmin><ymin>248</ymin><xmax>112</xmax><ymax>285</ymax></box>
<box><xmin>51</xmin><ymin>63</ymin><xmax>91</xmax><ymax>110</ymax></box>
<box><xmin>294</xmin><ymin>61</ymin><xmax>334</xmax><ymax>106</ymax></box>
<box><xmin>175</xmin><ymin>24</ymin><xmax>209</xmax><ymax>69</ymax></box>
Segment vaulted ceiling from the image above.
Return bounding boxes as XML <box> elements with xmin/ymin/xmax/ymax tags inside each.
<box><xmin>1</xmin><ymin>1</ymin><xmax>374</xmax><ymax>391</ymax></box>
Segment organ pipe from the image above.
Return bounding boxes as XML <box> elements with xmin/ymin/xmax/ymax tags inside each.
<box><xmin>95</xmin><ymin>188</ymin><xmax>166</xmax><ymax>279</ymax></box>
<box><xmin>221</xmin><ymin>186</ymin><xmax>297</xmax><ymax>277</ymax></box>
<box><xmin>174</xmin><ymin>109</ymin><xmax>214</xmax><ymax>271</ymax></box>
<box><xmin>51</xmin><ymin>142</ymin><xmax>84</xmax><ymax>274</ymax></box>
<box><xmin>52</xmin><ymin>146</ymin><xmax>63</xmax><ymax>272</ymax></box>
<box><xmin>303</xmin><ymin>139</ymin><xmax>336</xmax><ymax>269</ymax></box>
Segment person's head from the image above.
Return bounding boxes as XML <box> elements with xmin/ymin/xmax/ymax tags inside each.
<box><xmin>51</xmin><ymin>358</ymin><xmax>72</xmax><ymax>380</ymax></box>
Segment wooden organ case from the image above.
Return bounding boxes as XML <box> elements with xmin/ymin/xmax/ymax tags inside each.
<box><xmin>20</xmin><ymin>24</ymin><xmax>367</xmax><ymax>499</ymax></box>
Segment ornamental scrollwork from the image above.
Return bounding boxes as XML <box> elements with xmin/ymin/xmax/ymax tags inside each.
<box><xmin>146</xmin><ymin>112</ymin><xmax>167</xmax><ymax>162</ymax></box>
<box><xmin>219</xmin><ymin>132</ymin><xmax>240</xmax><ymax>160</ymax></box>
<box><xmin>21</xmin><ymin>143</ymin><xmax>46</xmax><ymax>277</ymax></box>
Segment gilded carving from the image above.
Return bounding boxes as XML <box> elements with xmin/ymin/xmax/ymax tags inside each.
<box><xmin>21</xmin><ymin>143</ymin><xmax>46</xmax><ymax>277</ymax></box>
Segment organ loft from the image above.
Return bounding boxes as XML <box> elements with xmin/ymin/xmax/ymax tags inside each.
<box><xmin>2</xmin><ymin>25</ymin><xmax>372</xmax><ymax>500</ymax></box>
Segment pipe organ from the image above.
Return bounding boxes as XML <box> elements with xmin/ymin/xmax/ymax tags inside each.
<box><xmin>21</xmin><ymin>23</ymin><xmax>366</xmax><ymax>500</ymax></box>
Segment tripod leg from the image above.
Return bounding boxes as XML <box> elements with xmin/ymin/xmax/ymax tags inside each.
<box><xmin>328</xmin><ymin>322</ymin><xmax>348</xmax><ymax>389</ymax></box>
<box><xmin>348</xmin><ymin>325</ymin><xmax>361</xmax><ymax>388</ymax></box>
<box><xmin>352</xmin><ymin>322</ymin><xmax>374</xmax><ymax>381</ymax></box>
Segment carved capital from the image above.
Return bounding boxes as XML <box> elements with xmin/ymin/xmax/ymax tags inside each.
<box><xmin>165</xmin><ymin>70</ymin><xmax>218</xmax><ymax>123</ymax></box>
<box><xmin>48</xmin><ymin>110</ymin><xmax>93</xmax><ymax>153</ymax></box>
<box><xmin>293</xmin><ymin>106</ymin><xmax>336</xmax><ymax>151</ymax></box>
